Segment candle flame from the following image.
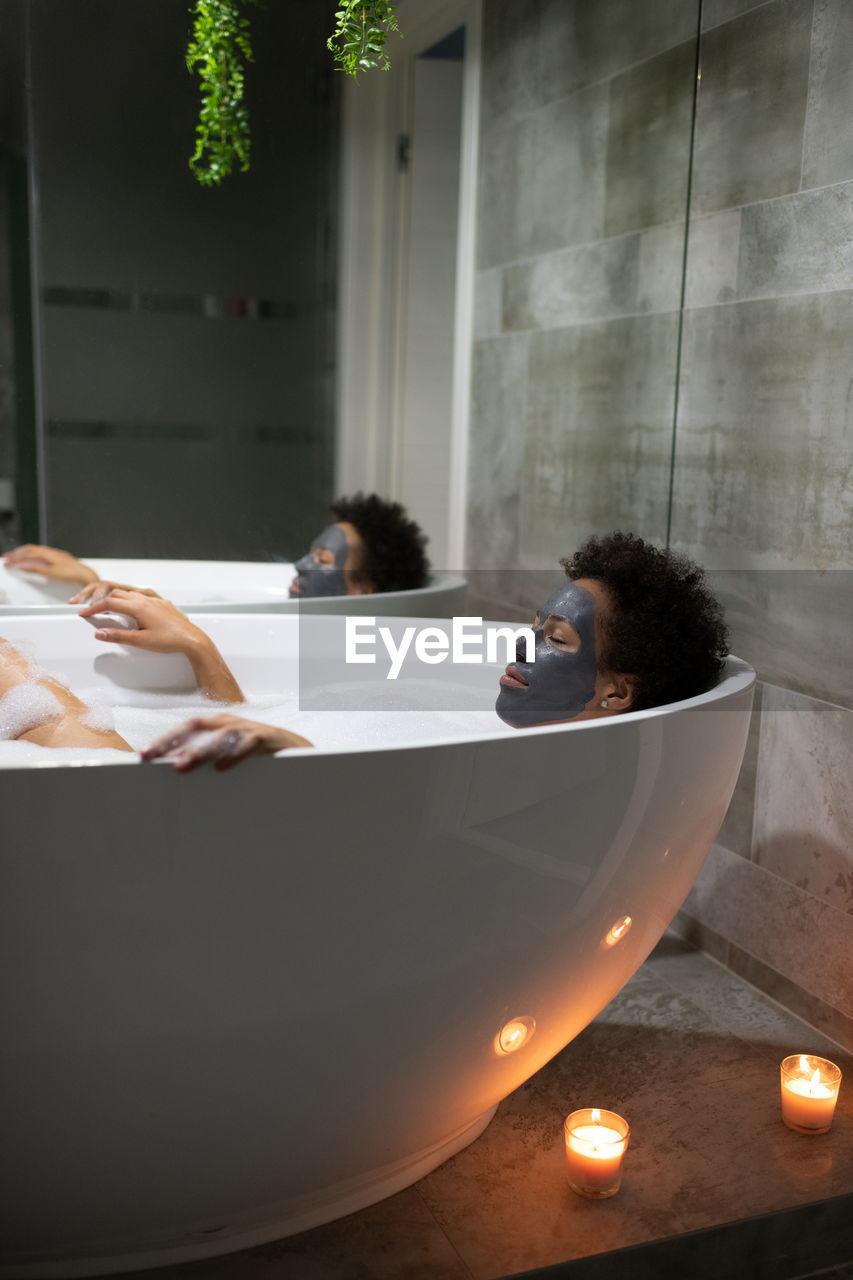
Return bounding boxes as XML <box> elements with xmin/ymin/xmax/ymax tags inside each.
<box><xmin>591</xmin><ymin>1108</ymin><xmax>601</xmax><ymax>1125</ymax></box>
<box><xmin>810</xmin><ymin>1067</ymin><xmax>821</xmax><ymax>1093</ymax></box>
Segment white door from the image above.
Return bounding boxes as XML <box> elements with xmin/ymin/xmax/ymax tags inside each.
<box><xmin>336</xmin><ymin>0</ymin><xmax>482</xmax><ymax>570</ymax></box>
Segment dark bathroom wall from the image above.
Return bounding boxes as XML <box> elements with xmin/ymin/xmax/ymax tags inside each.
<box><xmin>25</xmin><ymin>0</ymin><xmax>338</xmax><ymax>560</ymax></box>
<box><xmin>669</xmin><ymin>0</ymin><xmax>853</xmax><ymax>1051</ymax></box>
<box><xmin>470</xmin><ymin>0</ymin><xmax>853</xmax><ymax>1051</ymax></box>
<box><xmin>467</xmin><ymin>0</ymin><xmax>699</xmax><ymax>613</ymax></box>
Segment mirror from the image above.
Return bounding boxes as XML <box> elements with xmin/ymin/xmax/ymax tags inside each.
<box><xmin>0</xmin><ymin>0</ymin><xmax>339</xmax><ymax>561</ymax></box>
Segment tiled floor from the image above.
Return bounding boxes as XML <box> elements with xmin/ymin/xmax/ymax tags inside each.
<box><xmin>101</xmin><ymin>934</ymin><xmax>853</xmax><ymax>1280</ymax></box>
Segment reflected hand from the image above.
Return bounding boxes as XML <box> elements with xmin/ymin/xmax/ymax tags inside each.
<box><xmin>3</xmin><ymin>543</ymin><xmax>99</xmax><ymax>585</ymax></box>
<box><xmin>69</xmin><ymin>579</ymin><xmax>162</xmax><ymax>605</ymax></box>
<box><xmin>141</xmin><ymin>714</ymin><xmax>313</xmax><ymax>771</ymax></box>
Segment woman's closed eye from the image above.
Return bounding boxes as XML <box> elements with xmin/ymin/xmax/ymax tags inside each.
<box><xmin>544</xmin><ymin>619</ymin><xmax>582</xmax><ymax>651</ymax></box>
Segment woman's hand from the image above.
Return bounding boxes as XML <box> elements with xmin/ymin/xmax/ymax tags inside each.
<box><xmin>3</xmin><ymin>543</ymin><xmax>99</xmax><ymax>586</ymax></box>
<box><xmin>141</xmin><ymin>714</ymin><xmax>313</xmax><ymax>771</ymax></box>
<box><xmin>77</xmin><ymin>589</ymin><xmax>244</xmax><ymax>703</ymax></box>
<box><xmin>69</xmin><ymin>580</ymin><xmax>162</xmax><ymax>605</ymax></box>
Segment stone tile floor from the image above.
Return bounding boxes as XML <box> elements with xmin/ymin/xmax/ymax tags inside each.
<box><xmin>103</xmin><ymin>933</ymin><xmax>853</xmax><ymax>1280</ymax></box>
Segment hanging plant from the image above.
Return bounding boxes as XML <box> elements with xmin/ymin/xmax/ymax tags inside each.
<box><xmin>186</xmin><ymin>0</ymin><xmax>255</xmax><ymax>187</ymax></box>
<box><xmin>327</xmin><ymin>1</ymin><xmax>402</xmax><ymax>78</ymax></box>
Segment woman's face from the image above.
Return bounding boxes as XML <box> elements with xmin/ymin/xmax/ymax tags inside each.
<box><xmin>289</xmin><ymin>522</ymin><xmax>369</xmax><ymax>598</ymax></box>
<box><xmin>495</xmin><ymin>578</ymin><xmax>604</xmax><ymax>727</ymax></box>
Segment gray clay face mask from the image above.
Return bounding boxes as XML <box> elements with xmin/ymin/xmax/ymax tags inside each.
<box><xmin>290</xmin><ymin>524</ymin><xmax>350</xmax><ymax>598</ymax></box>
<box><xmin>495</xmin><ymin>581</ymin><xmax>599</xmax><ymax>728</ymax></box>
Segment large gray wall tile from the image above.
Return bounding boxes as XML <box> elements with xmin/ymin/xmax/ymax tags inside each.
<box><xmin>466</xmin><ymin>335</ymin><xmax>530</xmax><ymax>570</ymax></box>
<box><xmin>477</xmin><ymin>84</ymin><xmax>609</xmax><ymax>269</ymax></box>
<box><xmin>637</xmin><ymin>221</ymin><xmax>687</xmax><ymax>313</ymax></box>
<box><xmin>683</xmin><ymin>843</ymin><xmax>853</xmax><ymax>1018</ymax></box>
<box><xmin>670</xmin><ymin>292</ymin><xmax>853</xmax><ymax>570</ymax></box>
<box><xmin>716</xmin><ymin>682</ymin><xmax>763</xmax><ymax>858</ymax></box>
<box><xmin>702</xmin><ymin>0</ymin><xmax>777</xmax><ymax>30</ymax></box>
<box><xmin>691</xmin><ymin>0</ymin><xmax>813</xmax><ymax>214</ymax></box>
<box><xmin>473</xmin><ymin>268</ymin><xmax>503</xmax><ymax>340</ymax></box>
<box><xmin>803</xmin><ymin>0</ymin><xmax>853</xmax><ymax>189</ymax></box>
<box><xmin>480</xmin><ymin>0</ymin><xmax>547</xmax><ymax>135</ymax></box>
<box><xmin>705</xmin><ymin>570</ymin><xmax>853</xmax><ymax>710</ymax></box>
<box><xmin>518</xmin><ymin>315</ymin><xmax>677</xmax><ymax>562</ymax></box>
<box><xmin>605</xmin><ymin>40</ymin><xmax>696</xmax><ymax>238</ymax></box>
<box><xmin>753</xmin><ymin>685</ymin><xmax>853</xmax><ymax>915</ymax></box>
<box><xmin>501</xmin><ymin>235</ymin><xmax>639</xmax><ymax>332</ymax></box>
<box><xmin>539</xmin><ymin>0</ymin><xmax>699</xmax><ymax>103</ymax></box>
<box><xmin>738</xmin><ymin>184</ymin><xmax>853</xmax><ymax>299</ymax></box>
<box><xmin>683</xmin><ymin>209</ymin><xmax>742</xmax><ymax>308</ymax></box>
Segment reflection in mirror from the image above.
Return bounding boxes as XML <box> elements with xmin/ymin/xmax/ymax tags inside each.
<box><xmin>3</xmin><ymin>0</ymin><xmax>339</xmax><ymax>562</ymax></box>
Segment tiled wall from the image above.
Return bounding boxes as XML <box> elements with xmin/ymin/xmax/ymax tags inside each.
<box><xmin>670</xmin><ymin>0</ymin><xmax>853</xmax><ymax>1051</ymax></box>
<box><xmin>470</xmin><ymin>0</ymin><xmax>853</xmax><ymax>1049</ymax></box>
<box><xmin>469</xmin><ymin>0</ymin><xmax>699</xmax><ymax>613</ymax></box>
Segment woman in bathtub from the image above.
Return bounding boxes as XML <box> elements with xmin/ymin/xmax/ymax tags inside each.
<box><xmin>0</xmin><ymin>591</ymin><xmax>244</xmax><ymax>751</ymax></box>
<box><xmin>140</xmin><ymin>532</ymin><xmax>728</xmax><ymax>771</ymax></box>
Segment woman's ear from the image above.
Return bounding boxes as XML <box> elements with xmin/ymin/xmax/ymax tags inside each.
<box><xmin>600</xmin><ymin>672</ymin><xmax>638</xmax><ymax>713</ymax></box>
<box><xmin>346</xmin><ymin>576</ymin><xmax>377</xmax><ymax>597</ymax></box>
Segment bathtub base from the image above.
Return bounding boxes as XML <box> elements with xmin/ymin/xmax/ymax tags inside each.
<box><xmin>3</xmin><ymin>1106</ymin><xmax>499</xmax><ymax>1279</ymax></box>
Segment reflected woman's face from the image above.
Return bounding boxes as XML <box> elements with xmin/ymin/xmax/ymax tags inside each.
<box><xmin>495</xmin><ymin>579</ymin><xmax>600</xmax><ymax>727</ymax></box>
<box><xmin>289</xmin><ymin>522</ymin><xmax>368</xmax><ymax>598</ymax></box>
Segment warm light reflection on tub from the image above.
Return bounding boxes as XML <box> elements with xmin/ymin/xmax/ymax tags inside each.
<box><xmin>602</xmin><ymin>915</ymin><xmax>633</xmax><ymax>948</ymax></box>
<box><xmin>495</xmin><ymin>1016</ymin><xmax>536</xmax><ymax>1056</ymax></box>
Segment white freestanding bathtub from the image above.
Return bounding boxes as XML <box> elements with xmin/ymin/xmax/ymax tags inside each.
<box><xmin>0</xmin><ymin>611</ymin><xmax>755</xmax><ymax>1278</ymax></box>
<box><xmin>0</xmin><ymin>558</ymin><xmax>467</xmax><ymax>617</ymax></box>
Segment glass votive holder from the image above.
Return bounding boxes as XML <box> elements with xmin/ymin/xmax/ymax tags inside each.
<box><xmin>780</xmin><ymin>1054</ymin><xmax>842</xmax><ymax>1134</ymax></box>
<box><xmin>563</xmin><ymin>1107</ymin><xmax>630</xmax><ymax>1199</ymax></box>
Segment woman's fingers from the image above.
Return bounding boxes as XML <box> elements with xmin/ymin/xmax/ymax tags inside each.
<box><xmin>171</xmin><ymin>729</ymin><xmax>250</xmax><ymax>772</ymax></box>
<box><xmin>69</xmin><ymin>583</ymin><xmax>107</xmax><ymax>605</ymax></box>
<box><xmin>141</xmin><ymin>717</ymin><xmax>217</xmax><ymax>759</ymax></box>
<box><xmin>77</xmin><ymin>588</ymin><xmax>135</xmax><ymax>617</ymax></box>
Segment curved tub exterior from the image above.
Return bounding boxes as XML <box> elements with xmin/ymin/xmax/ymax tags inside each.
<box><xmin>0</xmin><ymin>622</ymin><xmax>754</xmax><ymax>1278</ymax></box>
<box><xmin>0</xmin><ymin>559</ymin><xmax>467</xmax><ymax>618</ymax></box>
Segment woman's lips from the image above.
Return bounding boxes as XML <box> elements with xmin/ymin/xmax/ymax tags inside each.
<box><xmin>500</xmin><ymin>664</ymin><xmax>529</xmax><ymax>689</ymax></box>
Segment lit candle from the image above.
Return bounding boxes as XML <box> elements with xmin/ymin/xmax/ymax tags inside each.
<box><xmin>563</xmin><ymin>1107</ymin><xmax>630</xmax><ymax>1198</ymax></box>
<box><xmin>780</xmin><ymin>1054</ymin><xmax>842</xmax><ymax>1134</ymax></box>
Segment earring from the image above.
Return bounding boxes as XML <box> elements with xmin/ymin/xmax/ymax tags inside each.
<box><xmin>600</xmin><ymin>699</ymin><xmax>608</xmax><ymax>708</ymax></box>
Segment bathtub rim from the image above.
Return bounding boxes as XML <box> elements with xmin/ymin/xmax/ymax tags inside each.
<box><xmin>0</xmin><ymin>653</ymin><xmax>755</xmax><ymax>771</ymax></box>
<box><xmin>0</xmin><ymin>565</ymin><xmax>468</xmax><ymax>616</ymax></box>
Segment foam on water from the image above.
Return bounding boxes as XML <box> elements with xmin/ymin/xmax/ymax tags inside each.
<box><xmin>0</xmin><ymin>682</ymin><xmax>64</xmax><ymax>740</ymax></box>
<box><xmin>0</xmin><ymin>675</ymin><xmax>509</xmax><ymax>766</ymax></box>
<box><xmin>78</xmin><ymin>701</ymin><xmax>117</xmax><ymax>733</ymax></box>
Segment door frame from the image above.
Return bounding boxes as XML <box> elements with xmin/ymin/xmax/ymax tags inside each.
<box><xmin>335</xmin><ymin>0</ymin><xmax>482</xmax><ymax>568</ymax></box>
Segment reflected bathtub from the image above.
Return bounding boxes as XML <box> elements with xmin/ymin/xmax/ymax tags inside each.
<box><xmin>0</xmin><ymin>558</ymin><xmax>467</xmax><ymax>617</ymax></box>
<box><xmin>0</xmin><ymin>611</ymin><xmax>754</xmax><ymax>1277</ymax></box>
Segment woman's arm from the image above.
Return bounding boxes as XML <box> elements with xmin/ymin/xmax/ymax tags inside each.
<box><xmin>77</xmin><ymin>589</ymin><xmax>244</xmax><ymax>703</ymax></box>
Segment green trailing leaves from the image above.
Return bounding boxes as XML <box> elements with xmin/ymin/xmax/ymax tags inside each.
<box><xmin>327</xmin><ymin>1</ymin><xmax>401</xmax><ymax>78</ymax></box>
<box><xmin>186</xmin><ymin>0</ymin><xmax>255</xmax><ymax>187</ymax></box>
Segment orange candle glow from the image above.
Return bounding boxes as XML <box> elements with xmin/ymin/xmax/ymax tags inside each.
<box><xmin>563</xmin><ymin>1107</ymin><xmax>630</xmax><ymax>1198</ymax></box>
<box><xmin>780</xmin><ymin>1054</ymin><xmax>842</xmax><ymax>1134</ymax></box>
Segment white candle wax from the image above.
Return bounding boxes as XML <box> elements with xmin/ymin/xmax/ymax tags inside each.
<box><xmin>564</xmin><ymin>1109</ymin><xmax>629</xmax><ymax>1196</ymax></box>
<box><xmin>780</xmin><ymin>1055</ymin><xmax>842</xmax><ymax>1133</ymax></box>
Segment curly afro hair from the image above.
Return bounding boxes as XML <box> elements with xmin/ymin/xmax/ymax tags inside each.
<box><xmin>561</xmin><ymin>532</ymin><xmax>729</xmax><ymax>712</ymax></box>
<box><xmin>330</xmin><ymin>493</ymin><xmax>429</xmax><ymax>594</ymax></box>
